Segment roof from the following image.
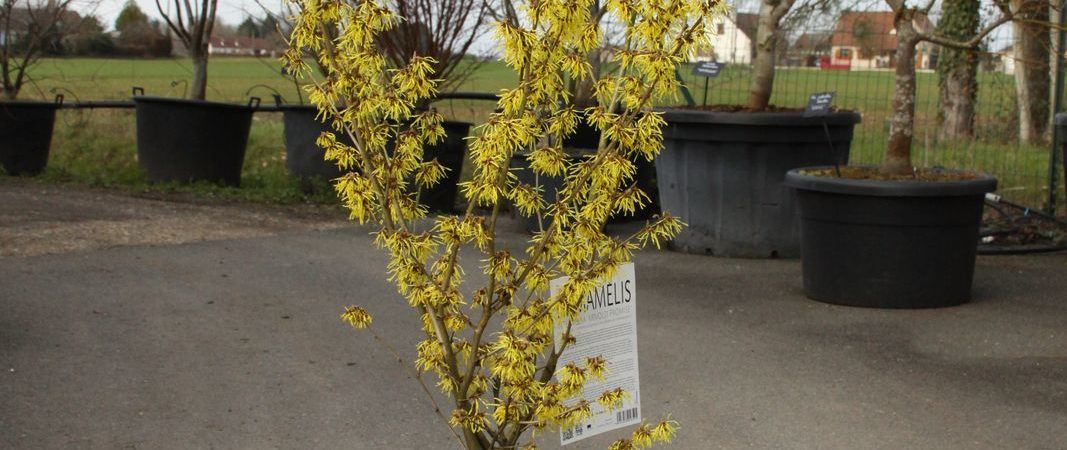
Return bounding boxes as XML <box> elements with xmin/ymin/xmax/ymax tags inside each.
<box><xmin>735</xmin><ymin>12</ymin><xmax>758</xmax><ymax>40</ymax></box>
<box><xmin>793</xmin><ymin>32</ymin><xmax>832</xmax><ymax>51</ymax></box>
<box><xmin>831</xmin><ymin>11</ymin><xmax>933</xmax><ymax>52</ymax></box>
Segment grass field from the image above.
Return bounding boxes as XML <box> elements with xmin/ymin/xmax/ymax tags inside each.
<box><xmin>12</xmin><ymin>57</ymin><xmax>1065</xmax><ymax>209</ymax></box>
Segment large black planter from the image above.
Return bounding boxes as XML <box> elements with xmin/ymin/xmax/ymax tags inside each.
<box><xmin>280</xmin><ymin>105</ymin><xmax>468</xmax><ymax>212</ymax></box>
<box><xmin>1</xmin><ymin>101</ymin><xmax>60</xmax><ymax>176</ymax></box>
<box><xmin>134</xmin><ymin>96</ymin><xmax>255</xmax><ymax>186</ymax></box>
<box><xmin>656</xmin><ymin>110</ymin><xmax>861</xmax><ymax>258</ymax></box>
<box><xmin>281</xmin><ymin>105</ymin><xmax>349</xmax><ymax>183</ymax></box>
<box><xmin>784</xmin><ymin>167</ymin><xmax>997</xmax><ymax>308</ymax></box>
<box><xmin>509</xmin><ymin>153</ymin><xmax>570</xmax><ymax>232</ymax></box>
<box><xmin>420</xmin><ymin>121</ymin><xmax>470</xmax><ymax>213</ymax></box>
<box><xmin>563</xmin><ymin>111</ymin><xmax>660</xmax><ymax>221</ymax></box>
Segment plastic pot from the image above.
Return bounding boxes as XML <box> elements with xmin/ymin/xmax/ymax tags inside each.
<box><xmin>134</xmin><ymin>96</ymin><xmax>256</xmax><ymax>186</ymax></box>
<box><xmin>281</xmin><ymin>104</ymin><xmax>349</xmax><ymax>184</ymax></box>
<box><xmin>562</xmin><ymin>111</ymin><xmax>660</xmax><ymax>221</ymax></box>
<box><xmin>784</xmin><ymin>167</ymin><xmax>997</xmax><ymax>308</ymax></box>
<box><xmin>420</xmin><ymin>121</ymin><xmax>470</xmax><ymax>213</ymax></box>
<box><xmin>656</xmin><ymin>110</ymin><xmax>861</xmax><ymax>258</ymax></box>
<box><xmin>0</xmin><ymin>100</ymin><xmax>61</xmax><ymax>176</ymax></box>
<box><xmin>509</xmin><ymin>153</ymin><xmax>570</xmax><ymax>233</ymax></box>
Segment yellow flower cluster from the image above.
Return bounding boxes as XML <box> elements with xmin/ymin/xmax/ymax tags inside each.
<box><xmin>286</xmin><ymin>0</ymin><xmax>726</xmax><ymax>448</ymax></box>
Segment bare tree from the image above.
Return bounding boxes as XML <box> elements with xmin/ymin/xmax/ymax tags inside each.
<box><xmin>1</xmin><ymin>0</ymin><xmax>76</xmax><ymax>99</ymax></box>
<box><xmin>376</xmin><ymin>0</ymin><xmax>491</xmax><ymax>96</ymax></box>
<box><xmin>155</xmin><ymin>0</ymin><xmax>217</xmax><ymax>100</ymax></box>
<box><xmin>1011</xmin><ymin>0</ymin><xmax>1049</xmax><ymax>145</ymax></box>
<box><xmin>881</xmin><ymin>0</ymin><xmax>1014</xmax><ymax>175</ymax></box>
<box><xmin>746</xmin><ymin>0</ymin><xmax>796</xmax><ymax>110</ymax></box>
<box><xmin>935</xmin><ymin>0</ymin><xmax>980</xmax><ymax>140</ymax></box>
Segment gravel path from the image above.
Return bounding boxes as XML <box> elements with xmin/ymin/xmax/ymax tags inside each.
<box><xmin>0</xmin><ymin>179</ymin><xmax>350</xmax><ymax>257</ymax></box>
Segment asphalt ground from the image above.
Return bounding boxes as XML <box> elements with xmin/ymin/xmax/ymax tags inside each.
<box><xmin>2</xmin><ymin>181</ymin><xmax>1066</xmax><ymax>449</ymax></box>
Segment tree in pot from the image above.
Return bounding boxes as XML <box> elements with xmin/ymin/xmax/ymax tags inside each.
<box><xmin>277</xmin><ymin>0</ymin><xmax>488</xmax><ymax>212</ymax></box>
<box><xmin>783</xmin><ymin>0</ymin><xmax>1016</xmax><ymax>308</ymax></box>
<box><xmin>287</xmin><ymin>0</ymin><xmax>725</xmax><ymax>447</ymax></box>
<box><xmin>656</xmin><ymin>0</ymin><xmax>861</xmax><ymax>258</ymax></box>
<box><xmin>0</xmin><ymin>0</ymin><xmax>75</xmax><ymax>176</ymax></box>
<box><xmin>132</xmin><ymin>0</ymin><xmax>256</xmax><ymax>186</ymax></box>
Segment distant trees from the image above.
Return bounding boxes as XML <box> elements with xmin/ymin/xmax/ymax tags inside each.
<box><xmin>114</xmin><ymin>0</ymin><xmax>172</xmax><ymax>57</ymax></box>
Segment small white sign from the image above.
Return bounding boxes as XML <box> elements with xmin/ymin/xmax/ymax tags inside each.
<box><xmin>552</xmin><ymin>262</ymin><xmax>641</xmax><ymax>445</ymax></box>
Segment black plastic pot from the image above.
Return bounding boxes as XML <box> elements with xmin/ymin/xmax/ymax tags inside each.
<box><xmin>509</xmin><ymin>153</ymin><xmax>570</xmax><ymax>232</ymax></box>
<box><xmin>785</xmin><ymin>167</ymin><xmax>997</xmax><ymax>309</ymax></box>
<box><xmin>280</xmin><ymin>105</ymin><xmax>468</xmax><ymax>212</ymax></box>
<box><xmin>281</xmin><ymin>105</ymin><xmax>349</xmax><ymax>184</ymax></box>
<box><xmin>420</xmin><ymin>121</ymin><xmax>470</xmax><ymax>213</ymax></box>
<box><xmin>563</xmin><ymin>111</ymin><xmax>660</xmax><ymax>221</ymax></box>
<box><xmin>134</xmin><ymin>96</ymin><xmax>256</xmax><ymax>186</ymax></box>
<box><xmin>0</xmin><ymin>100</ymin><xmax>61</xmax><ymax>176</ymax></box>
<box><xmin>656</xmin><ymin>110</ymin><xmax>861</xmax><ymax>258</ymax></box>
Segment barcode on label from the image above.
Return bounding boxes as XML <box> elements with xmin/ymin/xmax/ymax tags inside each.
<box><xmin>562</xmin><ymin>424</ymin><xmax>583</xmax><ymax>441</ymax></box>
<box><xmin>616</xmin><ymin>407</ymin><xmax>638</xmax><ymax>423</ymax></box>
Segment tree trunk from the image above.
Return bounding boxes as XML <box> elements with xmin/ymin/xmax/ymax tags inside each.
<box><xmin>935</xmin><ymin>0</ymin><xmax>979</xmax><ymax>141</ymax></box>
<box><xmin>883</xmin><ymin>17</ymin><xmax>919</xmax><ymax>176</ymax></box>
<box><xmin>1012</xmin><ymin>0</ymin><xmax>1050</xmax><ymax>145</ymax></box>
<box><xmin>190</xmin><ymin>48</ymin><xmax>209</xmax><ymax>101</ymax></box>
<box><xmin>745</xmin><ymin>1</ymin><xmax>779</xmax><ymax>110</ymax></box>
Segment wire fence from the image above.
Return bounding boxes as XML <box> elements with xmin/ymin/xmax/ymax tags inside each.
<box><xmin>675</xmin><ymin>14</ymin><xmax>1064</xmax><ymax>212</ymax></box>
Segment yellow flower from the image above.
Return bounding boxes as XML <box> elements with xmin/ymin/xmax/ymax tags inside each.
<box><xmin>339</xmin><ymin>306</ymin><xmax>372</xmax><ymax>329</ymax></box>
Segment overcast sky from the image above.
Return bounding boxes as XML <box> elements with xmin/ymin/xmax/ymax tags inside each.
<box><xmin>82</xmin><ymin>0</ymin><xmax>279</xmax><ymax>30</ymax></box>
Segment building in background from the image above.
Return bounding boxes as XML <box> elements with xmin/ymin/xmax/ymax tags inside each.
<box><xmin>829</xmin><ymin>11</ymin><xmax>935</xmax><ymax>70</ymax></box>
<box><xmin>208</xmin><ymin>36</ymin><xmax>276</xmax><ymax>57</ymax></box>
<box><xmin>695</xmin><ymin>11</ymin><xmax>756</xmax><ymax>64</ymax></box>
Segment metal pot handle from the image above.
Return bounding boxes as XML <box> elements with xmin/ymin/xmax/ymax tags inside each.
<box><xmin>248</xmin><ymin>97</ymin><xmax>261</xmax><ymax>110</ymax></box>
<box><xmin>53</xmin><ymin>94</ymin><xmax>64</xmax><ymax>105</ymax></box>
<box><xmin>132</xmin><ymin>86</ymin><xmax>144</xmax><ymax>96</ymax></box>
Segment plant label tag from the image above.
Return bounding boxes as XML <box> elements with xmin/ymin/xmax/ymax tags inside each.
<box><xmin>552</xmin><ymin>262</ymin><xmax>641</xmax><ymax>445</ymax></box>
<box><xmin>691</xmin><ymin>61</ymin><xmax>724</xmax><ymax>78</ymax></box>
<box><xmin>804</xmin><ymin>91</ymin><xmax>835</xmax><ymax>117</ymax></box>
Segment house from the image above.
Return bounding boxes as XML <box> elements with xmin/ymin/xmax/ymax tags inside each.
<box><xmin>695</xmin><ymin>11</ymin><xmax>756</xmax><ymax>64</ymax></box>
<box><xmin>789</xmin><ymin>32</ymin><xmax>832</xmax><ymax>67</ymax></box>
<box><xmin>996</xmin><ymin>44</ymin><xmax>1014</xmax><ymax>74</ymax></box>
<box><xmin>207</xmin><ymin>36</ymin><xmax>275</xmax><ymax>57</ymax></box>
<box><xmin>829</xmin><ymin>11</ymin><xmax>936</xmax><ymax>70</ymax></box>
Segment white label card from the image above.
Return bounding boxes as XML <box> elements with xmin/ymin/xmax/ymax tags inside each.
<box><xmin>552</xmin><ymin>262</ymin><xmax>641</xmax><ymax>445</ymax></box>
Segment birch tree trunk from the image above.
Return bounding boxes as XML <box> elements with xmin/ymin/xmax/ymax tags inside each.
<box><xmin>190</xmin><ymin>48</ymin><xmax>209</xmax><ymax>101</ymax></box>
<box><xmin>744</xmin><ymin>0</ymin><xmax>793</xmax><ymax>110</ymax></box>
<box><xmin>883</xmin><ymin>14</ymin><xmax>920</xmax><ymax>175</ymax></box>
<box><xmin>1012</xmin><ymin>0</ymin><xmax>1050</xmax><ymax>145</ymax></box>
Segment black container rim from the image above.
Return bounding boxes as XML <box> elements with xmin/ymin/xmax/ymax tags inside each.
<box><xmin>132</xmin><ymin>96</ymin><xmax>255</xmax><ymax>111</ymax></box>
<box><xmin>784</xmin><ymin>166</ymin><xmax>997</xmax><ymax>197</ymax></box>
<box><xmin>0</xmin><ymin>100</ymin><xmax>62</xmax><ymax>109</ymax></box>
<box><xmin>657</xmin><ymin>108</ymin><xmax>862</xmax><ymax>126</ymax></box>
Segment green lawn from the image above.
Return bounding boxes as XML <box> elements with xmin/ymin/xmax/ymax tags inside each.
<box><xmin>12</xmin><ymin>57</ymin><xmax>1064</xmax><ymax>209</ymax></box>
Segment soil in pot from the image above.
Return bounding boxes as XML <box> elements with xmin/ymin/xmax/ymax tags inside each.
<box><xmin>785</xmin><ymin>166</ymin><xmax>997</xmax><ymax>308</ymax></box>
<box><xmin>134</xmin><ymin>96</ymin><xmax>255</xmax><ymax>186</ymax></box>
<box><xmin>656</xmin><ymin>109</ymin><xmax>861</xmax><ymax>258</ymax></box>
<box><xmin>0</xmin><ymin>101</ymin><xmax>59</xmax><ymax>176</ymax></box>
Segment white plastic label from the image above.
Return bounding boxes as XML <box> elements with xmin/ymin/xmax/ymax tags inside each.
<box><xmin>552</xmin><ymin>262</ymin><xmax>641</xmax><ymax>445</ymax></box>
